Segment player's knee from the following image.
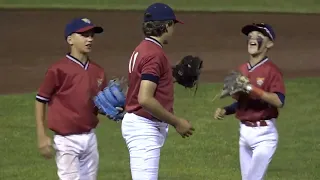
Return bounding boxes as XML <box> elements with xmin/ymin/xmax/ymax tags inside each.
<box><xmin>251</xmin><ymin>149</ymin><xmax>275</xmax><ymax>169</ymax></box>
<box><xmin>255</xmin><ymin>149</ymin><xmax>271</xmax><ymax>160</ymax></box>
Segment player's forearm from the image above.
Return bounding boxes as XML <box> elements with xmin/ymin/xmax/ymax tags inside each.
<box><xmin>246</xmin><ymin>85</ymin><xmax>284</xmax><ymax>108</ymax></box>
<box><xmin>139</xmin><ymin>97</ymin><xmax>179</xmax><ymax>126</ymax></box>
<box><xmin>35</xmin><ymin>101</ymin><xmax>48</xmax><ymax>137</ymax></box>
<box><xmin>260</xmin><ymin>92</ymin><xmax>283</xmax><ymax>108</ymax></box>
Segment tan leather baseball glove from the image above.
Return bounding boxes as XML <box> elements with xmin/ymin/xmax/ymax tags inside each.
<box><xmin>219</xmin><ymin>71</ymin><xmax>250</xmax><ymax>99</ymax></box>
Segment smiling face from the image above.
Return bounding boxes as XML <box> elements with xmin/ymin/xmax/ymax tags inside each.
<box><xmin>247</xmin><ymin>30</ymin><xmax>273</xmax><ymax>56</ymax></box>
<box><xmin>67</xmin><ymin>29</ymin><xmax>95</xmax><ymax>54</ymax></box>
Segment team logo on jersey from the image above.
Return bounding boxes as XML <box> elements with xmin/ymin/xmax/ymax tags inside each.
<box><xmin>256</xmin><ymin>77</ymin><xmax>265</xmax><ymax>86</ymax></box>
<box><xmin>81</xmin><ymin>18</ymin><xmax>91</xmax><ymax>24</ymax></box>
<box><xmin>97</xmin><ymin>78</ymin><xmax>103</xmax><ymax>87</ymax></box>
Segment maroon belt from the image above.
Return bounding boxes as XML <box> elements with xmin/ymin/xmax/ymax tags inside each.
<box><xmin>241</xmin><ymin>120</ymin><xmax>268</xmax><ymax>127</ymax></box>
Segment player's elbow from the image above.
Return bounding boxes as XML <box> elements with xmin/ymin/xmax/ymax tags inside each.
<box><xmin>138</xmin><ymin>94</ymin><xmax>150</xmax><ymax>108</ymax></box>
<box><xmin>275</xmin><ymin>102</ymin><xmax>284</xmax><ymax>108</ymax></box>
<box><xmin>274</xmin><ymin>92</ymin><xmax>285</xmax><ymax>108</ymax></box>
<box><xmin>138</xmin><ymin>80</ymin><xmax>157</xmax><ymax>108</ymax></box>
<box><xmin>269</xmin><ymin>98</ymin><xmax>284</xmax><ymax>108</ymax></box>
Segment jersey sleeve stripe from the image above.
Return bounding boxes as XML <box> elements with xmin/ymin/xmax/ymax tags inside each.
<box><xmin>36</xmin><ymin>94</ymin><xmax>50</xmax><ymax>103</ymax></box>
<box><xmin>274</xmin><ymin>92</ymin><xmax>285</xmax><ymax>105</ymax></box>
<box><xmin>141</xmin><ymin>74</ymin><xmax>160</xmax><ymax>84</ymax></box>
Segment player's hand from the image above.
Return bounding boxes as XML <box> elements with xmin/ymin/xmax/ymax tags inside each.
<box><xmin>214</xmin><ymin>108</ymin><xmax>226</xmax><ymax>120</ymax></box>
<box><xmin>174</xmin><ymin>118</ymin><xmax>195</xmax><ymax>138</ymax></box>
<box><xmin>38</xmin><ymin>134</ymin><xmax>53</xmax><ymax>159</ymax></box>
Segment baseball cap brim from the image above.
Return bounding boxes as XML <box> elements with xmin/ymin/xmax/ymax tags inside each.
<box><xmin>174</xmin><ymin>19</ymin><xmax>184</xmax><ymax>24</ymax></box>
<box><xmin>241</xmin><ymin>25</ymin><xmax>272</xmax><ymax>40</ymax></box>
<box><xmin>75</xmin><ymin>26</ymin><xmax>104</xmax><ymax>34</ymax></box>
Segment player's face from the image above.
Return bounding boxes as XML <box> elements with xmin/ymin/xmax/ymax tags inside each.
<box><xmin>247</xmin><ymin>31</ymin><xmax>272</xmax><ymax>55</ymax></box>
<box><xmin>166</xmin><ymin>23</ymin><xmax>175</xmax><ymax>37</ymax></box>
<box><xmin>162</xmin><ymin>23</ymin><xmax>175</xmax><ymax>44</ymax></box>
<box><xmin>68</xmin><ymin>30</ymin><xmax>95</xmax><ymax>54</ymax></box>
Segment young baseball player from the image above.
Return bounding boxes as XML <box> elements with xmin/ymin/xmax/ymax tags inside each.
<box><xmin>35</xmin><ymin>17</ymin><xmax>106</xmax><ymax>180</ymax></box>
<box><xmin>121</xmin><ymin>3</ymin><xmax>195</xmax><ymax>180</ymax></box>
<box><xmin>214</xmin><ymin>23</ymin><xmax>286</xmax><ymax>180</ymax></box>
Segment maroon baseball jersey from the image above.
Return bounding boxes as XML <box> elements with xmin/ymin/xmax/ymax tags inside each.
<box><xmin>125</xmin><ymin>37</ymin><xmax>174</xmax><ymax>120</ymax></box>
<box><xmin>235</xmin><ymin>57</ymin><xmax>286</xmax><ymax>121</ymax></box>
<box><xmin>36</xmin><ymin>54</ymin><xmax>107</xmax><ymax>135</ymax></box>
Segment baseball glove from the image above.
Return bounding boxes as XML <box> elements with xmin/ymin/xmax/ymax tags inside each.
<box><xmin>93</xmin><ymin>77</ymin><xmax>127</xmax><ymax>122</ymax></box>
<box><xmin>219</xmin><ymin>71</ymin><xmax>250</xmax><ymax>99</ymax></box>
<box><xmin>172</xmin><ymin>55</ymin><xmax>203</xmax><ymax>94</ymax></box>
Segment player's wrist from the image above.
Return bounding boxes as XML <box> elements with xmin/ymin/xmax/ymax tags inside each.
<box><xmin>220</xmin><ymin>108</ymin><xmax>227</xmax><ymax>116</ymax></box>
<box><xmin>171</xmin><ymin>116</ymin><xmax>181</xmax><ymax>127</ymax></box>
<box><xmin>245</xmin><ymin>84</ymin><xmax>264</xmax><ymax>98</ymax></box>
<box><xmin>37</xmin><ymin>132</ymin><xmax>49</xmax><ymax>141</ymax></box>
<box><xmin>36</xmin><ymin>126</ymin><xmax>47</xmax><ymax>136</ymax></box>
<box><xmin>223</xmin><ymin>101</ymin><xmax>238</xmax><ymax>115</ymax></box>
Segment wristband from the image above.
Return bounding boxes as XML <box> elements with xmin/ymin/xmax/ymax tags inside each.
<box><xmin>223</xmin><ymin>102</ymin><xmax>238</xmax><ymax>115</ymax></box>
<box><xmin>246</xmin><ymin>84</ymin><xmax>264</xmax><ymax>98</ymax></box>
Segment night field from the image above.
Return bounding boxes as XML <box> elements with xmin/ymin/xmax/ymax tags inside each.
<box><xmin>0</xmin><ymin>1</ymin><xmax>320</xmax><ymax>179</ymax></box>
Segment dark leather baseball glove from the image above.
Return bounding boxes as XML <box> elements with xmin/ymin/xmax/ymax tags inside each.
<box><xmin>219</xmin><ymin>71</ymin><xmax>250</xmax><ymax>98</ymax></box>
<box><xmin>172</xmin><ymin>55</ymin><xmax>203</xmax><ymax>94</ymax></box>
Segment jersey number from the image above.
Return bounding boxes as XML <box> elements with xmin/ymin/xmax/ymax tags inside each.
<box><xmin>129</xmin><ymin>51</ymin><xmax>139</xmax><ymax>73</ymax></box>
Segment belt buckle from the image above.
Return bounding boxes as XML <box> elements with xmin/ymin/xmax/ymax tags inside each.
<box><xmin>259</xmin><ymin>120</ymin><xmax>268</xmax><ymax>126</ymax></box>
<box><xmin>246</xmin><ymin>121</ymin><xmax>257</xmax><ymax>127</ymax></box>
<box><xmin>242</xmin><ymin>120</ymin><xmax>267</xmax><ymax>127</ymax></box>
<box><xmin>247</xmin><ymin>120</ymin><xmax>267</xmax><ymax>127</ymax></box>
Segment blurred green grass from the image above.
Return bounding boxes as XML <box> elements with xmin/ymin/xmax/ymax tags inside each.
<box><xmin>1</xmin><ymin>0</ymin><xmax>320</xmax><ymax>13</ymax></box>
<box><xmin>1</xmin><ymin>78</ymin><xmax>320</xmax><ymax>179</ymax></box>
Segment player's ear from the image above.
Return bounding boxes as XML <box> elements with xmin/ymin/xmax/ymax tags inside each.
<box><xmin>266</xmin><ymin>40</ymin><xmax>274</xmax><ymax>48</ymax></box>
<box><xmin>67</xmin><ymin>35</ymin><xmax>73</xmax><ymax>45</ymax></box>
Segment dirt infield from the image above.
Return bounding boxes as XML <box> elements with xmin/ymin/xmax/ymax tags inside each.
<box><xmin>1</xmin><ymin>9</ymin><xmax>320</xmax><ymax>94</ymax></box>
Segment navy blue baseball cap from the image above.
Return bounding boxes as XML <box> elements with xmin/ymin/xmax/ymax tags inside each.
<box><xmin>241</xmin><ymin>23</ymin><xmax>276</xmax><ymax>41</ymax></box>
<box><xmin>144</xmin><ymin>3</ymin><xmax>183</xmax><ymax>24</ymax></box>
<box><xmin>64</xmin><ymin>18</ymin><xmax>104</xmax><ymax>39</ymax></box>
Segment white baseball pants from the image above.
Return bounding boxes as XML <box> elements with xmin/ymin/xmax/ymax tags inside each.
<box><xmin>121</xmin><ymin>113</ymin><xmax>169</xmax><ymax>180</ymax></box>
<box><xmin>239</xmin><ymin>119</ymin><xmax>278</xmax><ymax>180</ymax></box>
<box><xmin>53</xmin><ymin>129</ymin><xmax>99</xmax><ymax>180</ymax></box>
